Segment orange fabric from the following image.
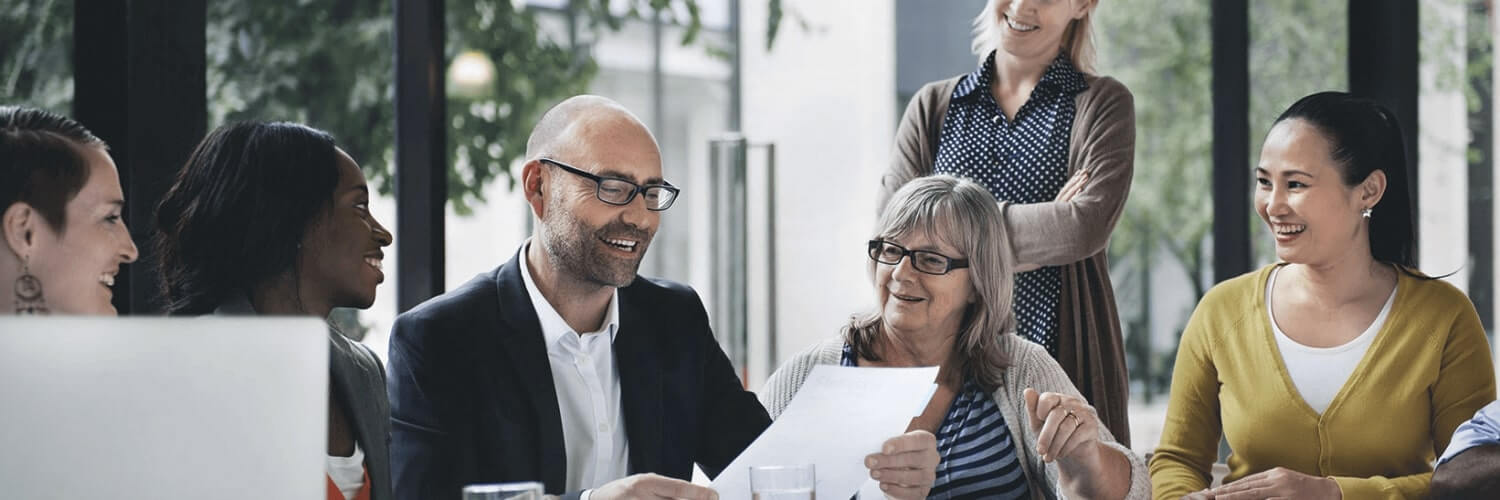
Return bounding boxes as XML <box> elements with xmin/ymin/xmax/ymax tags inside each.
<box><xmin>325</xmin><ymin>466</ymin><xmax>372</xmax><ymax>500</ymax></box>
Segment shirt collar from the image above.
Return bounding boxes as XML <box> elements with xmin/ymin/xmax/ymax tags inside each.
<box><xmin>952</xmin><ymin>51</ymin><xmax>1088</xmax><ymax>102</ymax></box>
<box><xmin>518</xmin><ymin>239</ymin><xmax>621</xmax><ymax>350</ymax></box>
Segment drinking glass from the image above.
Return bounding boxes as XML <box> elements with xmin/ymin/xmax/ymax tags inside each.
<box><xmin>750</xmin><ymin>464</ymin><xmax>815</xmax><ymax>500</ymax></box>
<box><xmin>461</xmin><ymin>481</ymin><xmax>545</xmax><ymax>500</ymax></box>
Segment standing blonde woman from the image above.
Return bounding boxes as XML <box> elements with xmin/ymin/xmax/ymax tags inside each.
<box><xmin>881</xmin><ymin>0</ymin><xmax>1134</xmax><ymax>443</ymax></box>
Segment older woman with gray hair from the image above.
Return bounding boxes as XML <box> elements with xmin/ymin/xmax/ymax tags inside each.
<box><xmin>882</xmin><ymin>0</ymin><xmax>1135</xmax><ymax>444</ymax></box>
<box><xmin>764</xmin><ymin>175</ymin><xmax>1146</xmax><ymax>500</ymax></box>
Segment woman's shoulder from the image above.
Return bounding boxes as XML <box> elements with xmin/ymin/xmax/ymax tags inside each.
<box><xmin>996</xmin><ymin>333</ymin><xmax>1080</xmax><ymax>399</ymax></box>
<box><xmin>1398</xmin><ymin>269</ymin><xmax>1475</xmax><ymax>309</ymax></box>
<box><xmin>330</xmin><ymin>330</ymin><xmax>386</xmax><ymax>376</ymax></box>
<box><xmin>1081</xmin><ymin>73</ymin><xmax>1131</xmax><ymax>95</ymax></box>
<box><xmin>760</xmin><ymin>336</ymin><xmax>845</xmax><ymax>418</ymax></box>
<box><xmin>781</xmin><ymin>337</ymin><xmax>844</xmax><ymax>368</ymax></box>
<box><xmin>996</xmin><ymin>332</ymin><xmax>1045</xmax><ymax>360</ymax></box>
<box><xmin>1195</xmin><ymin>264</ymin><xmax>1274</xmax><ymax>311</ymax></box>
<box><xmin>910</xmin><ymin>76</ymin><xmax>966</xmax><ymax>106</ymax></box>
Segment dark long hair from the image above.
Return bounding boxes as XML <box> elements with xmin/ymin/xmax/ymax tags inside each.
<box><xmin>153</xmin><ymin>121</ymin><xmax>340</xmax><ymax>315</ymax></box>
<box><xmin>1273</xmin><ymin>91</ymin><xmax>1420</xmax><ymax>273</ymax></box>
<box><xmin>0</xmin><ymin>106</ymin><xmax>106</xmax><ymax>232</ymax></box>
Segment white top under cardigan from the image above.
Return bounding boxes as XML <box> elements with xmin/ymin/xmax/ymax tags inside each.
<box><xmin>326</xmin><ymin>442</ymin><xmax>366</xmax><ymax>500</ymax></box>
<box><xmin>1266</xmin><ymin>265</ymin><xmax>1396</xmax><ymax>414</ymax></box>
<box><xmin>759</xmin><ymin>334</ymin><xmax>1151</xmax><ymax>500</ymax></box>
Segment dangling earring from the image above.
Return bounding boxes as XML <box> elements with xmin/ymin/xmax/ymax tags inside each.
<box><xmin>1361</xmin><ymin>208</ymin><xmax>1373</xmax><ymax>219</ymax></box>
<box><xmin>15</xmin><ymin>256</ymin><xmax>48</xmax><ymax>315</ymax></box>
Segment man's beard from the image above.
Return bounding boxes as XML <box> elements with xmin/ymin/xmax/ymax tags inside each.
<box><xmin>540</xmin><ymin>201</ymin><xmax>653</xmax><ymax>288</ymax></box>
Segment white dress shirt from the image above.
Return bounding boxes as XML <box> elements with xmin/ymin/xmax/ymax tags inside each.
<box><xmin>520</xmin><ymin>243</ymin><xmax>631</xmax><ymax>494</ymax></box>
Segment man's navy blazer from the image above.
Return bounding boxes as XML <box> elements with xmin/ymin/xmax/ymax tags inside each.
<box><xmin>387</xmin><ymin>250</ymin><xmax>771</xmax><ymax>500</ymax></box>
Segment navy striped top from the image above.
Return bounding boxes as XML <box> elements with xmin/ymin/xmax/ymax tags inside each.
<box><xmin>841</xmin><ymin>344</ymin><xmax>1030</xmax><ymax>499</ymax></box>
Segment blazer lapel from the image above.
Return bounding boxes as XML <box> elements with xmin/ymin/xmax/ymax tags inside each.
<box><xmin>328</xmin><ymin>334</ymin><xmax>391</xmax><ymax>500</ymax></box>
<box><xmin>491</xmin><ymin>252</ymin><xmax>569</xmax><ymax>492</ymax></box>
<box><xmin>614</xmin><ymin>283</ymin><xmax>663</xmax><ymax>475</ymax></box>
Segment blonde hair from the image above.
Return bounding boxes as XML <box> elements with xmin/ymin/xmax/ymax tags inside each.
<box><xmin>970</xmin><ymin>0</ymin><xmax>1098</xmax><ymax>74</ymax></box>
<box><xmin>844</xmin><ymin>175</ymin><xmax>1016</xmax><ymax>391</ymax></box>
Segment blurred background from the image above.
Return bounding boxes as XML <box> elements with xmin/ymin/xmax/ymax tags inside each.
<box><xmin>3</xmin><ymin>0</ymin><xmax>1493</xmax><ymax>453</ymax></box>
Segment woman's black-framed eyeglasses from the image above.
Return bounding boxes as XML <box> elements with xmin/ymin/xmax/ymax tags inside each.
<box><xmin>867</xmin><ymin>239</ymin><xmax>970</xmax><ymax>275</ymax></box>
<box><xmin>539</xmin><ymin>157</ymin><xmax>681</xmax><ymax>211</ymax></box>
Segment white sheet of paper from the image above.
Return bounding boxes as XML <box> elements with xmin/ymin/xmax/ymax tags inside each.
<box><xmin>712</xmin><ymin>365</ymin><xmax>939</xmax><ymax>500</ymax></box>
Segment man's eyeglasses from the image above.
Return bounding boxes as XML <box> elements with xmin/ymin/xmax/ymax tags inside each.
<box><xmin>540</xmin><ymin>157</ymin><xmax>680</xmax><ymax>211</ymax></box>
<box><xmin>867</xmin><ymin>239</ymin><xmax>970</xmax><ymax>275</ymax></box>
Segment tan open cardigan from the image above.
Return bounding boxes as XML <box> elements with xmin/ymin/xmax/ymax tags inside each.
<box><xmin>760</xmin><ymin>335</ymin><xmax>1151</xmax><ymax>500</ymax></box>
<box><xmin>879</xmin><ymin>72</ymin><xmax>1136</xmax><ymax>446</ymax></box>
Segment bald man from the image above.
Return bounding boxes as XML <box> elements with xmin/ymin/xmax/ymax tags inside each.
<box><xmin>387</xmin><ymin>96</ymin><xmax>938</xmax><ymax>500</ymax></box>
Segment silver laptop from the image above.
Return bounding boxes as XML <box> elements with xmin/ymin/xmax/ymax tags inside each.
<box><xmin>0</xmin><ymin>317</ymin><xmax>330</xmax><ymax>500</ymax></box>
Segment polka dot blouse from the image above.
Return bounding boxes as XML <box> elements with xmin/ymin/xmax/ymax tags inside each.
<box><xmin>933</xmin><ymin>51</ymin><xmax>1087</xmax><ymax>357</ymax></box>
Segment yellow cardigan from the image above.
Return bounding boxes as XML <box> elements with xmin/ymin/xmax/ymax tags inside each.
<box><xmin>1149</xmin><ymin>264</ymin><xmax>1496</xmax><ymax>499</ymax></box>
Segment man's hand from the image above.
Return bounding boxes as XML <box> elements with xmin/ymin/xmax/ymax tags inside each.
<box><xmin>865</xmin><ymin>430</ymin><xmax>940</xmax><ymax>499</ymax></box>
<box><xmin>588</xmin><ymin>473</ymin><xmax>718</xmax><ymax>500</ymax></box>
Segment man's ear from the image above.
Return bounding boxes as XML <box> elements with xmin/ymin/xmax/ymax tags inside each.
<box><xmin>521</xmin><ymin>159</ymin><xmax>547</xmax><ymax>219</ymax></box>
<box><xmin>2</xmin><ymin>202</ymin><xmax>42</xmax><ymax>261</ymax></box>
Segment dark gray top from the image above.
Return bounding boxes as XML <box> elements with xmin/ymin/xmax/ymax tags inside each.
<box><xmin>214</xmin><ymin>295</ymin><xmax>392</xmax><ymax>500</ymax></box>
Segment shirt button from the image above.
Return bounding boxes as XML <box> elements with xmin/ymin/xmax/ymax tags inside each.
<box><xmin>598</xmin><ymin>423</ymin><xmax>609</xmax><ymax>433</ymax></box>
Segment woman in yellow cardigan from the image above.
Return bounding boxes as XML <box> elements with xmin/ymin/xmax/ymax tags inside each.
<box><xmin>1148</xmin><ymin>91</ymin><xmax>1497</xmax><ymax>500</ymax></box>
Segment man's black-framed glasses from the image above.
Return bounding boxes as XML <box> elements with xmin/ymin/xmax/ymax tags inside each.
<box><xmin>868</xmin><ymin>239</ymin><xmax>970</xmax><ymax>275</ymax></box>
<box><xmin>540</xmin><ymin>157</ymin><xmax>681</xmax><ymax>211</ymax></box>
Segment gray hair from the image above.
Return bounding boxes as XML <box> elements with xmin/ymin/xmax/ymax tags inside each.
<box><xmin>970</xmin><ymin>0</ymin><xmax>1098</xmax><ymax>74</ymax></box>
<box><xmin>844</xmin><ymin>175</ymin><xmax>1016</xmax><ymax>391</ymax></box>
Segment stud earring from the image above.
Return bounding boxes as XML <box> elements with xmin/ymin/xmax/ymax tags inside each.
<box><xmin>1361</xmin><ymin>208</ymin><xmax>1373</xmax><ymax>219</ymax></box>
<box><xmin>14</xmin><ymin>256</ymin><xmax>48</xmax><ymax>315</ymax></box>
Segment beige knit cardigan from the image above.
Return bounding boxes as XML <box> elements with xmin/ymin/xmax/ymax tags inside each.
<box><xmin>879</xmin><ymin>73</ymin><xmax>1136</xmax><ymax>445</ymax></box>
<box><xmin>759</xmin><ymin>334</ymin><xmax>1150</xmax><ymax>500</ymax></box>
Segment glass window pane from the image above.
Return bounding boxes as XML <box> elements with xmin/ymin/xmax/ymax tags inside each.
<box><xmin>442</xmin><ymin>1</ymin><xmax>585</xmax><ymax>293</ymax></box>
<box><xmin>2</xmin><ymin>0</ymin><xmax>74</xmax><ymax>110</ymax></box>
<box><xmin>206</xmin><ymin>0</ymin><xmax>397</xmax><ymax>358</ymax></box>
<box><xmin>443</xmin><ymin>1</ymin><xmax>734</xmax><ymax>294</ymax></box>
<box><xmin>1419</xmin><ymin>0</ymin><xmax>1493</xmax><ymax>332</ymax></box>
<box><xmin>1093</xmin><ymin>0</ymin><xmax>1212</xmax><ymax>452</ymax></box>
<box><xmin>1248</xmin><ymin>0</ymin><xmax>1349</xmax><ymax>267</ymax></box>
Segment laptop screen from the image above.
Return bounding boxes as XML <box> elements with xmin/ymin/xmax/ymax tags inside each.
<box><xmin>0</xmin><ymin>317</ymin><xmax>329</xmax><ymax>500</ymax></box>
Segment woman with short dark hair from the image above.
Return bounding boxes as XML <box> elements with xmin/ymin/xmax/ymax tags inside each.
<box><xmin>0</xmin><ymin>105</ymin><xmax>138</xmax><ymax>315</ymax></box>
<box><xmin>154</xmin><ymin>121</ymin><xmax>394</xmax><ymax>500</ymax></box>
<box><xmin>1149</xmin><ymin>92</ymin><xmax>1497</xmax><ymax>499</ymax></box>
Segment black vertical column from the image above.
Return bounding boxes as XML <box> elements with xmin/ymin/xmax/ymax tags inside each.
<box><xmin>1467</xmin><ymin>1</ymin><xmax>1493</xmax><ymax>330</ymax></box>
<box><xmin>394</xmin><ymin>0</ymin><xmax>447</xmax><ymax>312</ymax></box>
<box><xmin>1212</xmin><ymin>0</ymin><xmax>1250</xmax><ymax>284</ymax></box>
<box><xmin>75</xmin><ymin>0</ymin><xmax>206</xmax><ymax>315</ymax></box>
<box><xmin>1349</xmin><ymin>0</ymin><xmax>1420</xmax><ymax>246</ymax></box>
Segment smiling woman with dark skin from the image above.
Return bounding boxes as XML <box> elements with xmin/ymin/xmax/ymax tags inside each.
<box><xmin>153</xmin><ymin>121</ymin><xmax>394</xmax><ymax>500</ymax></box>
